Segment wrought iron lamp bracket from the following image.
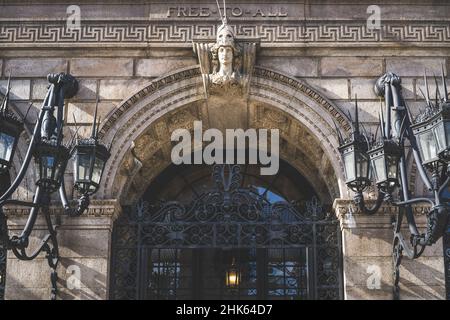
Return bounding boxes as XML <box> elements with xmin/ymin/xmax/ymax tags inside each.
<box><xmin>345</xmin><ymin>71</ymin><xmax>450</xmax><ymax>299</ymax></box>
<box><xmin>0</xmin><ymin>73</ymin><xmax>80</xmax><ymax>300</ymax></box>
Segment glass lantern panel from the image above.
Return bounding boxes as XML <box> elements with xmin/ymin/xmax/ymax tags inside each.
<box><xmin>42</xmin><ymin>156</ymin><xmax>55</xmax><ymax>179</ymax></box>
<box><xmin>372</xmin><ymin>157</ymin><xmax>386</xmax><ymax>183</ymax></box>
<box><xmin>445</xmin><ymin>120</ymin><xmax>450</xmax><ymax>152</ymax></box>
<box><xmin>418</xmin><ymin>130</ymin><xmax>438</xmax><ymax>162</ymax></box>
<box><xmin>0</xmin><ymin>132</ymin><xmax>15</xmax><ymax>162</ymax></box>
<box><xmin>433</xmin><ymin>122</ymin><xmax>446</xmax><ymax>152</ymax></box>
<box><xmin>54</xmin><ymin>159</ymin><xmax>65</xmax><ymax>184</ymax></box>
<box><xmin>387</xmin><ymin>156</ymin><xmax>398</xmax><ymax>179</ymax></box>
<box><xmin>343</xmin><ymin>152</ymin><xmax>355</xmax><ymax>182</ymax></box>
<box><xmin>356</xmin><ymin>152</ymin><xmax>369</xmax><ymax>179</ymax></box>
<box><xmin>91</xmin><ymin>157</ymin><xmax>105</xmax><ymax>184</ymax></box>
<box><xmin>77</xmin><ymin>154</ymin><xmax>91</xmax><ymax>181</ymax></box>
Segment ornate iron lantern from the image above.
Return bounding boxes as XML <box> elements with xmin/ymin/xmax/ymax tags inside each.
<box><xmin>0</xmin><ymin>73</ymin><xmax>110</xmax><ymax>300</ymax></box>
<box><xmin>33</xmin><ymin>141</ymin><xmax>70</xmax><ymax>193</ymax></box>
<box><xmin>0</xmin><ymin>76</ymin><xmax>23</xmax><ymax>172</ymax></box>
<box><xmin>338</xmin><ymin>70</ymin><xmax>450</xmax><ymax>299</ymax></box>
<box><xmin>337</xmin><ymin>98</ymin><xmax>371</xmax><ymax>192</ymax></box>
<box><xmin>411</xmin><ymin>73</ymin><xmax>450</xmax><ymax>165</ymax></box>
<box><xmin>71</xmin><ymin>102</ymin><xmax>110</xmax><ymax>195</ymax></box>
<box><xmin>368</xmin><ymin>140</ymin><xmax>401</xmax><ymax>189</ymax></box>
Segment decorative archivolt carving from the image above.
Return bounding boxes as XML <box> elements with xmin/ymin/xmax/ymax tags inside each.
<box><xmin>97</xmin><ymin>65</ymin><xmax>352</xmax><ymax>200</ymax></box>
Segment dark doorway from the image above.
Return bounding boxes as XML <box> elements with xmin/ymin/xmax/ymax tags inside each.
<box><xmin>110</xmin><ymin>163</ymin><xmax>343</xmax><ymax>300</ymax></box>
<box><xmin>145</xmin><ymin>247</ymin><xmax>309</xmax><ymax>300</ymax></box>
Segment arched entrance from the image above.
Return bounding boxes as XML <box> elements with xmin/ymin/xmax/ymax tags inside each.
<box><xmin>110</xmin><ymin>163</ymin><xmax>343</xmax><ymax>300</ymax></box>
<box><xmin>99</xmin><ymin>65</ymin><xmax>351</xmax><ymax>300</ymax></box>
<box><xmin>97</xmin><ymin>66</ymin><xmax>352</xmax><ymax>204</ymax></box>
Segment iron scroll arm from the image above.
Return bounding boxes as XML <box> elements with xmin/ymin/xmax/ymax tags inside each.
<box><xmin>353</xmin><ymin>72</ymin><xmax>450</xmax><ymax>299</ymax></box>
<box><xmin>0</xmin><ymin>73</ymin><xmax>79</xmax><ymax>300</ymax></box>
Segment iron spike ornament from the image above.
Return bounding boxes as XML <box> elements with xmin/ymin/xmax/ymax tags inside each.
<box><xmin>0</xmin><ymin>73</ymin><xmax>110</xmax><ymax>300</ymax></box>
<box><xmin>337</xmin><ymin>69</ymin><xmax>450</xmax><ymax>299</ymax></box>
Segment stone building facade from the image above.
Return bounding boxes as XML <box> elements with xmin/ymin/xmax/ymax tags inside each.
<box><xmin>0</xmin><ymin>0</ymin><xmax>449</xmax><ymax>299</ymax></box>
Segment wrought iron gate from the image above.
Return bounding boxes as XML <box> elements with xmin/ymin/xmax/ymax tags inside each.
<box><xmin>110</xmin><ymin>165</ymin><xmax>343</xmax><ymax>300</ymax></box>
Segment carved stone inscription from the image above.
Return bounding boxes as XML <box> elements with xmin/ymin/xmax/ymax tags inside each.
<box><xmin>166</xmin><ymin>6</ymin><xmax>289</xmax><ymax>18</ymax></box>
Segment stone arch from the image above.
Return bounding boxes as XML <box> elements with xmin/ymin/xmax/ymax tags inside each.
<box><xmin>97</xmin><ymin>65</ymin><xmax>353</xmax><ymax>204</ymax></box>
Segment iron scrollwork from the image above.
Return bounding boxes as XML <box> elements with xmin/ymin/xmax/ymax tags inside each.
<box><xmin>110</xmin><ymin>164</ymin><xmax>342</xmax><ymax>300</ymax></box>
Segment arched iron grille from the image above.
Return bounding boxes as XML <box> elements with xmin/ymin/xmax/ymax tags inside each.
<box><xmin>110</xmin><ymin>165</ymin><xmax>343</xmax><ymax>300</ymax></box>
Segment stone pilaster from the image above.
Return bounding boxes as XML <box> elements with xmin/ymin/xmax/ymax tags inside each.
<box><xmin>3</xmin><ymin>199</ymin><xmax>121</xmax><ymax>300</ymax></box>
<box><xmin>333</xmin><ymin>199</ymin><xmax>445</xmax><ymax>300</ymax></box>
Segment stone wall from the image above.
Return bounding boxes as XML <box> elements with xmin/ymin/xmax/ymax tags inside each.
<box><xmin>0</xmin><ymin>0</ymin><xmax>449</xmax><ymax>299</ymax></box>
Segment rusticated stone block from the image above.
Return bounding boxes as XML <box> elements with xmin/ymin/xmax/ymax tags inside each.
<box><xmin>416</xmin><ymin>76</ymin><xmax>448</xmax><ymax>101</ymax></box>
<box><xmin>3</xmin><ymin>58</ymin><xmax>67</xmax><ymax>77</ymax></box>
<box><xmin>67</xmin><ymin>101</ymin><xmax>116</xmax><ymax>124</ymax></box>
<box><xmin>0</xmin><ymin>79</ymin><xmax>30</xmax><ymax>100</ymax></box>
<box><xmin>350</xmin><ymin>77</ymin><xmax>415</xmax><ymax>100</ymax></box>
<box><xmin>136</xmin><ymin>57</ymin><xmax>197</xmax><ymax>77</ymax></box>
<box><xmin>345</xmin><ymin>286</ymin><xmax>393</xmax><ymax>300</ymax></box>
<box><xmin>259</xmin><ymin>57</ymin><xmax>318</xmax><ymax>77</ymax></box>
<box><xmin>342</xmin><ymin>228</ymin><xmax>393</xmax><ymax>257</ymax></box>
<box><xmin>321</xmin><ymin>57</ymin><xmax>383</xmax><ymax>77</ymax></box>
<box><xmin>57</xmin><ymin>230</ymin><xmax>111</xmax><ymax>258</ymax></box>
<box><xmin>99</xmin><ymin>79</ymin><xmax>149</xmax><ymax>100</ymax></box>
<box><xmin>386</xmin><ymin>58</ymin><xmax>446</xmax><ymax>77</ymax></box>
<box><xmin>70</xmin><ymin>58</ymin><xmax>133</xmax><ymax>77</ymax></box>
<box><xmin>32</xmin><ymin>78</ymin><xmax>97</xmax><ymax>101</ymax></box>
<box><xmin>398</xmin><ymin>285</ymin><xmax>445</xmax><ymax>300</ymax></box>
<box><xmin>305</xmin><ymin>78</ymin><xmax>349</xmax><ymax>99</ymax></box>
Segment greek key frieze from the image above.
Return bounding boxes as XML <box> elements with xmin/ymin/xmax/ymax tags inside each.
<box><xmin>0</xmin><ymin>21</ymin><xmax>449</xmax><ymax>46</ymax></box>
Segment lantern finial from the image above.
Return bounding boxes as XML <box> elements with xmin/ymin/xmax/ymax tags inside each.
<box><xmin>442</xmin><ymin>64</ymin><xmax>448</xmax><ymax>102</ymax></box>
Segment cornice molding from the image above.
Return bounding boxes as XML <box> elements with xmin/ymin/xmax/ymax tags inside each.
<box><xmin>3</xmin><ymin>199</ymin><xmax>122</xmax><ymax>220</ymax></box>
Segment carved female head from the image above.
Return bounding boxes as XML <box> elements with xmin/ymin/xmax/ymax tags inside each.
<box><xmin>211</xmin><ymin>23</ymin><xmax>241</xmax><ymax>75</ymax></box>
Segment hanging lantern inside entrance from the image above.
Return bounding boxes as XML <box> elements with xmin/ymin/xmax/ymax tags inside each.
<box><xmin>226</xmin><ymin>258</ymin><xmax>240</xmax><ymax>288</ymax></box>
